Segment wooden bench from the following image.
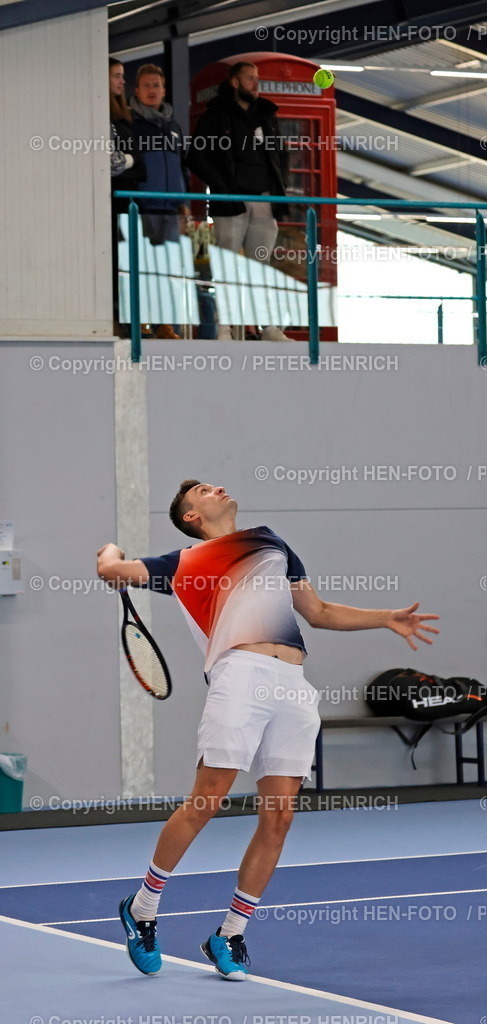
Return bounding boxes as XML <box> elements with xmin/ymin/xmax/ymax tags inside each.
<box><xmin>312</xmin><ymin>714</ymin><xmax>486</xmax><ymax>792</ymax></box>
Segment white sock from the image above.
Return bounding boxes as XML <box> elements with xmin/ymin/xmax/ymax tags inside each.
<box><xmin>220</xmin><ymin>886</ymin><xmax>260</xmax><ymax>937</ymax></box>
<box><xmin>130</xmin><ymin>860</ymin><xmax>171</xmax><ymax>922</ymax></box>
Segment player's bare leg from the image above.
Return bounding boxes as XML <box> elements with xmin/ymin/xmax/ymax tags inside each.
<box><xmin>200</xmin><ymin>773</ymin><xmax>302</xmax><ymax>980</ymax></box>
<box><xmin>237</xmin><ymin>774</ymin><xmax>303</xmax><ymax>895</ymax></box>
<box><xmin>119</xmin><ymin>763</ymin><xmax>237</xmax><ymax>975</ymax></box>
<box><xmin>152</xmin><ymin>763</ymin><xmax>238</xmax><ymax>869</ymax></box>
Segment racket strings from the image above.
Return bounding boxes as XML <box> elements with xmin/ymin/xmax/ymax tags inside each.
<box><xmin>124</xmin><ymin>623</ymin><xmax>170</xmax><ymax>698</ymax></box>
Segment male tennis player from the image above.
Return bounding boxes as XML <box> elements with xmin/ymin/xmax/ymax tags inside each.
<box><xmin>97</xmin><ymin>480</ymin><xmax>439</xmax><ymax>981</ymax></box>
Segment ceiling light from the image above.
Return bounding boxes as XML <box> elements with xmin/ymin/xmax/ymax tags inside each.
<box><xmin>425</xmin><ymin>216</ymin><xmax>476</xmax><ymax>223</ymax></box>
<box><xmin>321</xmin><ymin>64</ymin><xmax>365</xmax><ymax>72</ymax></box>
<box><xmin>337</xmin><ymin>213</ymin><xmax>382</xmax><ymax>220</ymax></box>
<box><xmin>430</xmin><ymin>70</ymin><xmax>487</xmax><ymax>78</ymax></box>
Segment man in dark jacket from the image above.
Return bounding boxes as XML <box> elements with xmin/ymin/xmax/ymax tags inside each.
<box><xmin>130</xmin><ymin>63</ymin><xmax>189</xmax><ymax>338</ymax></box>
<box><xmin>187</xmin><ymin>63</ymin><xmax>291</xmax><ymax>341</ymax></box>
<box><xmin>130</xmin><ymin>63</ymin><xmax>188</xmax><ymax>244</ymax></box>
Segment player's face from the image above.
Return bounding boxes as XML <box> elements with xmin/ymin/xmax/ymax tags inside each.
<box><xmin>136</xmin><ymin>74</ymin><xmax>165</xmax><ymax>109</ymax></box>
<box><xmin>234</xmin><ymin>67</ymin><xmax>259</xmax><ymax>102</ymax></box>
<box><xmin>184</xmin><ymin>483</ymin><xmax>238</xmax><ymax>529</ymax></box>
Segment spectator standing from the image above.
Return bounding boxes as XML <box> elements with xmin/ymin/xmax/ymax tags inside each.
<box><xmin>187</xmin><ymin>62</ymin><xmax>291</xmax><ymax>342</ymax></box>
<box><xmin>109</xmin><ymin>58</ymin><xmax>146</xmax><ymax>333</ymax></box>
<box><xmin>130</xmin><ymin>63</ymin><xmax>188</xmax><ymax>339</ymax></box>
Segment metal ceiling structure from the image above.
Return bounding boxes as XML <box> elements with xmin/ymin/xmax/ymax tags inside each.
<box><xmin>107</xmin><ymin>0</ymin><xmax>487</xmax><ymax>270</ymax></box>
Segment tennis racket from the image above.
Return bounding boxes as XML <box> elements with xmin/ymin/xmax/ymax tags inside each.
<box><xmin>119</xmin><ymin>588</ymin><xmax>172</xmax><ymax>700</ymax></box>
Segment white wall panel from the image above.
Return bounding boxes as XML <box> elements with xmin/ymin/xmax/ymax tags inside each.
<box><xmin>0</xmin><ymin>8</ymin><xmax>112</xmax><ymax>336</ymax></box>
<box><xmin>0</xmin><ymin>340</ymin><xmax>121</xmax><ymax>806</ymax></box>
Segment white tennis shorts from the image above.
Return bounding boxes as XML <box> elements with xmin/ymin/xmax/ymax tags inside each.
<box><xmin>197</xmin><ymin>649</ymin><xmax>321</xmax><ymax>781</ymax></box>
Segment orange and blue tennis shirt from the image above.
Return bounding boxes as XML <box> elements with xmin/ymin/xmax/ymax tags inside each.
<box><xmin>140</xmin><ymin>526</ymin><xmax>308</xmax><ymax>673</ymax></box>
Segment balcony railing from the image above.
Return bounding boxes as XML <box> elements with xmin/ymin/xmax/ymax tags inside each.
<box><xmin>113</xmin><ymin>190</ymin><xmax>487</xmax><ymax>366</ymax></box>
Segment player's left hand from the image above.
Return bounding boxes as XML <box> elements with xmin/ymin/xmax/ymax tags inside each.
<box><xmin>386</xmin><ymin>602</ymin><xmax>440</xmax><ymax>651</ymax></box>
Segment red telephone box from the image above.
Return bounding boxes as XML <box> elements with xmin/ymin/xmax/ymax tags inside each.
<box><xmin>190</xmin><ymin>52</ymin><xmax>338</xmax><ymax>341</ymax></box>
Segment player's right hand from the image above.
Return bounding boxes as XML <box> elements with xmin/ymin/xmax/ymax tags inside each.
<box><xmin>97</xmin><ymin>543</ymin><xmax>125</xmax><ymax>560</ymax></box>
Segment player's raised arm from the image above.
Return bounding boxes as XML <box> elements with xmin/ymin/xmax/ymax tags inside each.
<box><xmin>97</xmin><ymin>543</ymin><xmax>149</xmax><ymax>588</ymax></box>
<box><xmin>291</xmin><ymin>580</ymin><xmax>439</xmax><ymax>651</ymax></box>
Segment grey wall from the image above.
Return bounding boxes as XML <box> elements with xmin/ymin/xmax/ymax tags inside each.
<box><xmin>145</xmin><ymin>341</ymin><xmax>487</xmax><ymax>794</ymax></box>
<box><xmin>2</xmin><ymin>339</ymin><xmax>486</xmax><ymax>806</ymax></box>
<box><xmin>0</xmin><ymin>341</ymin><xmax>121</xmax><ymax>807</ymax></box>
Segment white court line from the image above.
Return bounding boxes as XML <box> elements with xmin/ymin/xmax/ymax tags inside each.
<box><xmin>1</xmin><ymin>847</ymin><xmax>486</xmax><ymax>889</ymax></box>
<box><xmin>0</xmin><ymin>913</ymin><xmax>456</xmax><ymax>1024</ymax></box>
<box><xmin>42</xmin><ymin>885</ymin><xmax>487</xmax><ymax>925</ymax></box>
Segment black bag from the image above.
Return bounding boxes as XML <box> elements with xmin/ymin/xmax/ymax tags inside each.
<box><xmin>365</xmin><ymin>668</ymin><xmax>487</xmax><ymax>768</ymax></box>
<box><xmin>365</xmin><ymin>668</ymin><xmax>486</xmax><ymax>725</ymax></box>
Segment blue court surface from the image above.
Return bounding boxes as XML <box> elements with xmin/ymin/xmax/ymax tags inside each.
<box><xmin>1</xmin><ymin>799</ymin><xmax>486</xmax><ymax>1024</ymax></box>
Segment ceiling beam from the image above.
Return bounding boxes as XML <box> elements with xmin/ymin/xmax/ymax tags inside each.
<box><xmin>337</xmin><ymin>113</ymin><xmax>366</xmax><ymax>127</ymax></box>
<box><xmin>438</xmin><ymin>30</ymin><xmax>487</xmax><ymax>61</ymax></box>
<box><xmin>335</xmin><ymin>87</ymin><xmax>487</xmax><ymax>165</ymax></box>
<box><xmin>337</xmin><ymin>176</ymin><xmax>476</xmax><ymax>269</ymax></box>
<box><xmin>393</xmin><ymin>80</ymin><xmax>487</xmax><ymax>111</ymax></box>
<box><xmin>337</xmin><ymin>149</ymin><xmax>485</xmax><ymax>205</ymax></box>
<box><xmin>109</xmin><ymin>0</ymin><xmax>487</xmax><ymax>56</ymax></box>
<box><xmin>310</xmin><ymin>1</ymin><xmax>487</xmax><ymax>61</ymax></box>
<box><xmin>108</xmin><ymin>0</ymin><xmax>344</xmax><ymax>48</ymax></box>
<box><xmin>337</xmin><ymin>174</ymin><xmax>476</xmax><ymax>235</ymax></box>
<box><xmin>410</xmin><ymin>155</ymin><xmax>472</xmax><ymax>175</ymax></box>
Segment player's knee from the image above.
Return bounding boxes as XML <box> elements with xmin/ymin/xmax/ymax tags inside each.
<box><xmin>183</xmin><ymin>791</ymin><xmax>222</xmax><ymax>827</ymax></box>
<box><xmin>260</xmin><ymin>807</ymin><xmax>294</xmax><ymax>839</ymax></box>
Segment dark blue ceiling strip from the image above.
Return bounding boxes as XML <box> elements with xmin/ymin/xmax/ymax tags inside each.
<box><xmin>0</xmin><ymin>0</ymin><xmax>107</xmax><ymax>33</ymax></box>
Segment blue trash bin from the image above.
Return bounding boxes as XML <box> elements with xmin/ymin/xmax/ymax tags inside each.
<box><xmin>0</xmin><ymin>754</ymin><xmax>28</xmax><ymax>811</ymax></box>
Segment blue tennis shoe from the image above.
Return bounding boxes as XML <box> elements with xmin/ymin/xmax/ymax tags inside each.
<box><xmin>201</xmin><ymin>926</ymin><xmax>250</xmax><ymax>980</ymax></box>
<box><xmin>119</xmin><ymin>895</ymin><xmax>162</xmax><ymax>975</ymax></box>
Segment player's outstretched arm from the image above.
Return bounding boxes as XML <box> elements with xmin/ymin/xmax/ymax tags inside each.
<box><xmin>97</xmin><ymin>543</ymin><xmax>149</xmax><ymax>588</ymax></box>
<box><xmin>291</xmin><ymin>581</ymin><xmax>439</xmax><ymax>651</ymax></box>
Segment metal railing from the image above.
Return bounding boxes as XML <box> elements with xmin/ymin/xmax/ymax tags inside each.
<box><xmin>114</xmin><ymin>190</ymin><xmax>487</xmax><ymax>366</ymax></box>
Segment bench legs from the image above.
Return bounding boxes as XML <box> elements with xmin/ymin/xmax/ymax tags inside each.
<box><xmin>314</xmin><ymin>731</ymin><xmax>323</xmax><ymax>793</ymax></box>
<box><xmin>313</xmin><ymin>721</ymin><xmax>486</xmax><ymax>791</ymax></box>
<box><xmin>454</xmin><ymin>721</ymin><xmax>486</xmax><ymax>785</ymax></box>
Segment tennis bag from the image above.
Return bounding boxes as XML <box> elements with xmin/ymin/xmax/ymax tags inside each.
<box><xmin>365</xmin><ymin>668</ymin><xmax>487</xmax><ymax>732</ymax></box>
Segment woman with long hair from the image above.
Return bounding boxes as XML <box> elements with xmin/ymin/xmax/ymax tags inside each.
<box><xmin>109</xmin><ymin>58</ymin><xmax>146</xmax><ymax>332</ymax></box>
<box><xmin>110</xmin><ymin>58</ymin><xmax>133</xmax><ymax>124</ymax></box>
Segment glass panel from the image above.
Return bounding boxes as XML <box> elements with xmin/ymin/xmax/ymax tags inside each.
<box><xmin>336</xmin><ymin>230</ymin><xmax>474</xmax><ymax>345</ymax></box>
<box><xmin>208</xmin><ymin>244</ymin><xmax>335</xmax><ymax>329</ymax></box>
<box><xmin>118</xmin><ymin>214</ymin><xmax>200</xmax><ymax>329</ymax></box>
<box><xmin>117</xmin><ymin>204</ymin><xmax>477</xmax><ymax>345</ymax></box>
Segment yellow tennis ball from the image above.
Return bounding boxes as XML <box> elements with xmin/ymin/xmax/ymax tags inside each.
<box><xmin>313</xmin><ymin>68</ymin><xmax>335</xmax><ymax>89</ymax></box>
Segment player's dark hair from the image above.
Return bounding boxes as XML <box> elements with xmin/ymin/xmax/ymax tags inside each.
<box><xmin>169</xmin><ymin>479</ymin><xmax>202</xmax><ymax>539</ymax></box>
<box><xmin>227</xmin><ymin>62</ymin><xmax>257</xmax><ymax>81</ymax></box>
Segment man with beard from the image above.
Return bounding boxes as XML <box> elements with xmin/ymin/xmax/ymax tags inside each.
<box><xmin>187</xmin><ymin>62</ymin><xmax>291</xmax><ymax>341</ymax></box>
